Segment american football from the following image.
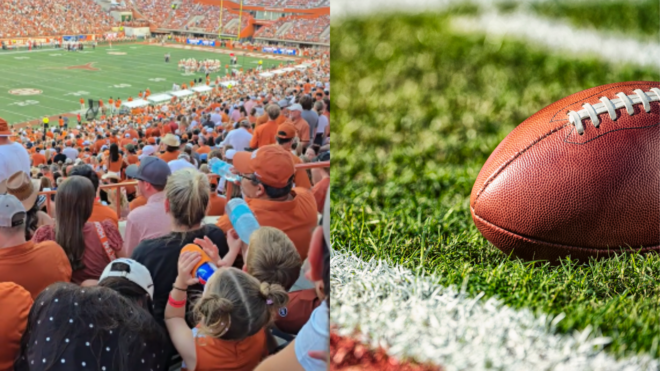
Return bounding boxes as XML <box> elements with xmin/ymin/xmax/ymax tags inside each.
<box><xmin>471</xmin><ymin>81</ymin><xmax>660</xmax><ymax>261</ymax></box>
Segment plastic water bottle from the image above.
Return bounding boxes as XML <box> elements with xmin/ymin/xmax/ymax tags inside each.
<box><xmin>226</xmin><ymin>198</ymin><xmax>260</xmax><ymax>244</ymax></box>
<box><xmin>181</xmin><ymin>244</ymin><xmax>216</xmax><ymax>285</ymax></box>
<box><xmin>209</xmin><ymin>158</ymin><xmax>238</xmax><ymax>182</ymax></box>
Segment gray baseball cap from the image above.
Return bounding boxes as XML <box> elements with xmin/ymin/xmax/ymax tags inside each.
<box><xmin>0</xmin><ymin>194</ymin><xmax>27</xmax><ymax>228</ymax></box>
<box><xmin>126</xmin><ymin>157</ymin><xmax>171</xmax><ymax>187</ymax></box>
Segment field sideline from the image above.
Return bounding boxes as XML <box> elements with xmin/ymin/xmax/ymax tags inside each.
<box><xmin>0</xmin><ymin>43</ymin><xmax>285</xmax><ymax>126</ymax></box>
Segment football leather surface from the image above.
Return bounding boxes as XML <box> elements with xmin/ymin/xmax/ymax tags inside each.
<box><xmin>471</xmin><ymin>81</ymin><xmax>660</xmax><ymax>261</ymax></box>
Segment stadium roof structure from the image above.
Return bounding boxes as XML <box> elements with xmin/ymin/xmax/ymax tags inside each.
<box><xmin>147</xmin><ymin>94</ymin><xmax>172</xmax><ymax>103</ymax></box>
<box><xmin>218</xmin><ymin>81</ymin><xmax>239</xmax><ymax>87</ymax></box>
<box><xmin>191</xmin><ymin>86</ymin><xmax>213</xmax><ymax>93</ymax></box>
<box><xmin>121</xmin><ymin>99</ymin><xmax>150</xmax><ymax>108</ymax></box>
<box><xmin>170</xmin><ymin>90</ymin><xmax>194</xmax><ymax>98</ymax></box>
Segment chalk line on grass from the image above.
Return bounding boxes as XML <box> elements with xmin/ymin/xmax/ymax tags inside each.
<box><xmin>331</xmin><ymin>249</ymin><xmax>659</xmax><ymax>371</ymax></box>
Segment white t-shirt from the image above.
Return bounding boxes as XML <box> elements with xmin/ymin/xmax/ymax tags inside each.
<box><xmin>0</xmin><ymin>142</ymin><xmax>30</xmax><ymax>183</ymax></box>
<box><xmin>316</xmin><ymin>115</ymin><xmax>328</xmax><ymax>134</ymax></box>
<box><xmin>221</xmin><ymin>127</ymin><xmax>252</xmax><ymax>152</ymax></box>
<box><xmin>294</xmin><ymin>302</ymin><xmax>329</xmax><ymax>371</ymax></box>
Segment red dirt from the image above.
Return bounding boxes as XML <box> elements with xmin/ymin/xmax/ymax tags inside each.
<box><xmin>12</xmin><ymin>113</ymin><xmax>77</xmax><ymax>130</ymax></box>
<box><xmin>330</xmin><ymin>332</ymin><xmax>442</xmax><ymax>371</ymax></box>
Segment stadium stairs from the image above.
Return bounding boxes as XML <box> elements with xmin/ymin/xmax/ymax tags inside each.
<box><xmin>319</xmin><ymin>25</ymin><xmax>329</xmax><ymax>39</ymax></box>
<box><xmin>276</xmin><ymin>22</ymin><xmax>293</xmax><ymax>36</ymax></box>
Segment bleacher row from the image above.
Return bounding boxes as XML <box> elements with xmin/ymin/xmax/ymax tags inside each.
<box><xmin>0</xmin><ymin>0</ymin><xmax>329</xmax><ymax>42</ymax></box>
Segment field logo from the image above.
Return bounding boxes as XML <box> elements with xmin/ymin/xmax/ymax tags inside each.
<box><xmin>109</xmin><ymin>84</ymin><xmax>131</xmax><ymax>89</ymax></box>
<box><xmin>149</xmin><ymin>78</ymin><xmax>166</xmax><ymax>82</ymax></box>
<box><xmin>9</xmin><ymin>88</ymin><xmax>42</xmax><ymax>96</ymax></box>
<box><xmin>108</xmin><ymin>52</ymin><xmax>127</xmax><ymax>55</ymax></box>
<box><xmin>9</xmin><ymin>100</ymin><xmax>39</xmax><ymax>106</ymax></box>
<box><xmin>65</xmin><ymin>62</ymin><xmax>100</xmax><ymax>71</ymax></box>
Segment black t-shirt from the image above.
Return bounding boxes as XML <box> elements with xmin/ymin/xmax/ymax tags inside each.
<box><xmin>52</xmin><ymin>153</ymin><xmax>67</xmax><ymax>164</ymax></box>
<box><xmin>131</xmin><ymin>225</ymin><xmax>236</xmax><ymax>328</ymax></box>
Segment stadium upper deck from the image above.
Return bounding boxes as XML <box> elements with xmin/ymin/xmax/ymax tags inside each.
<box><xmin>0</xmin><ymin>0</ymin><xmax>329</xmax><ymax>44</ymax></box>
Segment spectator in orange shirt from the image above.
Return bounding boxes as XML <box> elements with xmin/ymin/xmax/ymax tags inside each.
<box><xmin>0</xmin><ymin>194</ymin><xmax>72</xmax><ymax>299</ymax></box>
<box><xmin>31</xmin><ymin>147</ymin><xmax>46</xmax><ymax>166</ymax></box>
<box><xmin>159</xmin><ymin>134</ymin><xmax>181</xmax><ymax>163</ymax></box>
<box><xmin>206</xmin><ymin>177</ymin><xmax>227</xmax><ymax>216</ymax></box>
<box><xmin>0</xmin><ymin>282</ymin><xmax>32</xmax><ymax>371</ymax></box>
<box><xmin>68</xmin><ymin>165</ymin><xmax>119</xmax><ymax>226</ymax></box>
<box><xmin>311</xmin><ymin>151</ymin><xmax>330</xmax><ymax>214</ymax></box>
<box><xmin>216</xmin><ymin>146</ymin><xmax>317</xmax><ymax>259</ymax></box>
<box><xmin>276</xmin><ymin>123</ymin><xmax>311</xmax><ymax>189</ymax></box>
<box><xmin>288</xmin><ymin>104</ymin><xmax>310</xmax><ymax>149</ymax></box>
<box><xmin>80</xmin><ymin>97</ymin><xmax>85</xmax><ymax>111</ymax></box>
<box><xmin>164</xmin><ymin>250</ymin><xmax>288</xmax><ymax>371</ymax></box>
<box><xmin>249</xmin><ymin>104</ymin><xmax>281</xmax><ymax>149</ymax></box>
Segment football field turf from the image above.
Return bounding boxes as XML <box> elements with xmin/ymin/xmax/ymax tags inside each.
<box><xmin>0</xmin><ymin>43</ymin><xmax>285</xmax><ymax>126</ymax></box>
<box><xmin>331</xmin><ymin>0</ymin><xmax>660</xmax><ymax>366</ymax></box>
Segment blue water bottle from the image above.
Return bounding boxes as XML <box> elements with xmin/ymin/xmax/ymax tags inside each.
<box><xmin>226</xmin><ymin>198</ymin><xmax>260</xmax><ymax>244</ymax></box>
<box><xmin>209</xmin><ymin>158</ymin><xmax>239</xmax><ymax>182</ymax></box>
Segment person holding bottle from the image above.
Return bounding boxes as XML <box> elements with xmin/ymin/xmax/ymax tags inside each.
<box><xmin>131</xmin><ymin>168</ymin><xmax>240</xmax><ymax>366</ymax></box>
<box><xmin>215</xmin><ymin>145</ymin><xmax>317</xmax><ymax>260</ymax></box>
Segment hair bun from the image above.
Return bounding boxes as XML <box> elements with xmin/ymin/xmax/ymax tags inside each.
<box><xmin>217</xmin><ymin>297</ymin><xmax>234</xmax><ymax>313</ymax></box>
<box><xmin>259</xmin><ymin>282</ymin><xmax>271</xmax><ymax>298</ymax></box>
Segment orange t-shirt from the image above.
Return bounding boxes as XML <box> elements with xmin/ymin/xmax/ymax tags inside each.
<box><xmin>249</xmin><ymin>120</ymin><xmax>278</xmax><ymax>149</ymax></box>
<box><xmin>127</xmin><ymin>154</ymin><xmax>139</xmax><ymax>165</ymax></box>
<box><xmin>129</xmin><ymin>195</ymin><xmax>147</xmax><ymax>211</ymax></box>
<box><xmin>107</xmin><ymin>154</ymin><xmax>124</xmax><ymax>173</ymax></box>
<box><xmin>0</xmin><ymin>283</ymin><xmax>32</xmax><ymax>371</ymax></box>
<box><xmin>89</xmin><ymin>201</ymin><xmax>119</xmax><ymax>227</ymax></box>
<box><xmin>255</xmin><ymin>112</ymin><xmax>269</xmax><ymax>127</ymax></box>
<box><xmin>206</xmin><ymin>193</ymin><xmax>227</xmax><ymax>217</ymax></box>
<box><xmin>288</xmin><ymin>151</ymin><xmax>312</xmax><ymax>189</ymax></box>
<box><xmin>274</xmin><ymin>289</ymin><xmax>321</xmax><ymax>334</ymax></box>
<box><xmin>196</xmin><ymin>145</ymin><xmax>211</xmax><ymax>155</ymax></box>
<box><xmin>159</xmin><ymin>150</ymin><xmax>180</xmax><ymax>163</ymax></box>
<box><xmin>217</xmin><ymin>188</ymin><xmax>317</xmax><ymax>260</ymax></box>
<box><xmin>182</xmin><ymin>328</ymin><xmax>268</xmax><ymax>371</ymax></box>
<box><xmin>31</xmin><ymin>152</ymin><xmax>46</xmax><ymax>166</ymax></box>
<box><xmin>291</xmin><ymin>117</ymin><xmax>310</xmax><ymax>143</ymax></box>
<box><xmin>312</xmin><ymin>176</ymin><xmax>330</xmax><ymax>214</ymax></box>
<box><xmin>0</xmin><ymin>241</ymin><xmax>72</xmax><ymax>299</ymax></box>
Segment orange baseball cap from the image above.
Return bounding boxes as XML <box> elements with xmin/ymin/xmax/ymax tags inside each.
<box><xmin>147</xmin><ymin>137</ymin><xmax>156</xmax><ymax>144</ymax></box>
<box><xmin>0</xmin><ymin>118</ymin><xmax>14</xmax><ymax>137</ymax></box>
<box><xmin>233</xmin><ymin>146</ymin><xmax>294</xmax><ymax>188</ymax></box>
<box><xmin>277</xmin><ymin>123</ymin><xmax>296</xmax><ymax>140</ymax></box>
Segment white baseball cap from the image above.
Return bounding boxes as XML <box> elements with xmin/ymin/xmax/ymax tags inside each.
<box><xmin>139</xmin><ymin>145</ymin><xmax>156</xmax><ymax>159</ymax></box>
<box><xmin>99</xmin><ymin>258</ymin><xmax>154</xmax><ymax>299</ymax></box>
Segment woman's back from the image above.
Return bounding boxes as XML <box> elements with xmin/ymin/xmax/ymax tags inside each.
<box><xmin>33</xmin><ymin>220</ymin><xmax>123</xmax><ymax>284</ymax></box>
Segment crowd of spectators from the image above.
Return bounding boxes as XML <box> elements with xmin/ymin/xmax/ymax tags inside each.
<box><xmin>0</xmin><ymin>0</ymin><xmax>119</xmax><ymax>38</ymax></box>
<box><xmin>0</xmin><ymin>50</ymin><xmax>330</xmax><ymax>370</ymax></box>
<box><xmin>131</xmin><ymin>0</ymin><xmax>172</xmax><ymax>29</ymax></box>
<box><xmin>256</xmin><ymin>15</ymin><xmax>329</xmax><ymax>43</ymax></box>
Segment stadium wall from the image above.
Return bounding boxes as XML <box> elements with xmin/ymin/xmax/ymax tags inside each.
<box><xmin>196</xmin><ymin>0</ymin><xmax>330</xmax><ymax>15</ymax></box>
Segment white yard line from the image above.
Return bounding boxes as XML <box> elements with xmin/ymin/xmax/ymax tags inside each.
<box><xmin>331</xmin><ymin>249</ymin><xmax>659</xmax><ymax>371</ymax></box>
<box><xmin>451</xmin><ymin>11</ymin><xmax>660</xmax><ymax>68</ymax></box>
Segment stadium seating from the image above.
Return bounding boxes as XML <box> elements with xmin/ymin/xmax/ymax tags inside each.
<box><xmin>256</xmin><ymin>15</ymin><xmax>329</xmax><ymax>42</ymax></box>
<box><xmin>131</xmin><ymin>0</ymin><xmax>172</xmax><ymax>28</ymax></box>
<box><xmin>0</xmin><ymin>0</ymin><xmax>119</xmax><ymax>38</ymax></box>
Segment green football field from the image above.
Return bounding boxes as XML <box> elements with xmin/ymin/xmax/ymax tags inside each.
<box><xmin>332</xmin><ymin>0</ymin><xmax>660</xmax><ymax>363</ymax></box>
<box><xmin>0</xmin><ymin>43</ymin><xmax>285</xmax><ymax>126</ymax></box>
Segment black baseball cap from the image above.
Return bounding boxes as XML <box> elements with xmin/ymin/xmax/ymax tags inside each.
<box><xmin>125</xmin><ymin>157</ymin><xmax>171</xmax><ymax>187</ymax></box>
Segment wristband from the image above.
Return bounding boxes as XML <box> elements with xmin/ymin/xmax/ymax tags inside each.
<box><xmin>168</xmin><ymin>295</ymin><xmax>186</xmax><ymax>308</ymax></box>
<box><xmin>172</xmin><ymin>285</ymin><xmax>187</xmax><ymax>292</ymax></box>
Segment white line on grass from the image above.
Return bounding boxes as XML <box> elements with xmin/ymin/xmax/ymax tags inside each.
<box><xmin>331</xmin><ymin>249</ymin><xmax>659</xmax><ymax>371</ymax></box>
<box><xmin>451</xmin><ymin>11</ymin><xmax>660</xmax><ymax>68</ymax></box>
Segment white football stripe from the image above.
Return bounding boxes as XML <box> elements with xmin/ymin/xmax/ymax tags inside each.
<box><xmin>331</xmin><ymin>249</ymin><xmax>659</xmax><ymax>371</ymax></box>
<box><xmin>451</xmin><ymin>11</ymin><xmax>660</xmax><ymax>68</ymax></box>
